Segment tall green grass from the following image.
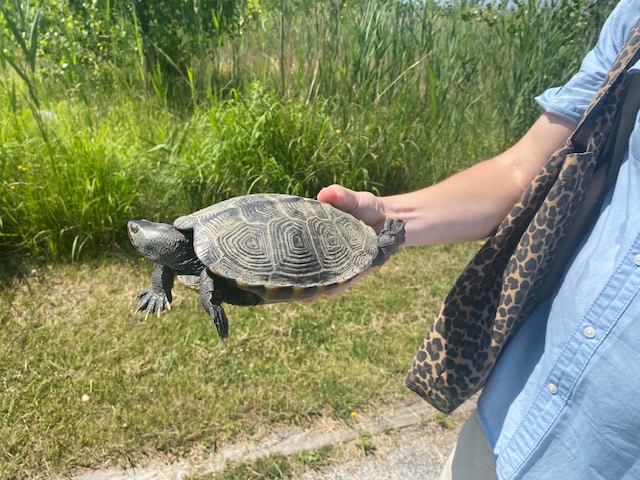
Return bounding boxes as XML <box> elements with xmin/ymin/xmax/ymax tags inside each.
<box><xmin>0</xmin><ymin>0</ymin><xmax>616</xmax><ymax>260</ymax></box>
<box><xmin>0</xmin><ymin>97</ymin><xmax>150</xmax><ymax>259</ymax></box>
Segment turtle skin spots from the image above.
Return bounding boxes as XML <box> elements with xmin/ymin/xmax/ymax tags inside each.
<box><xmin>406</xmin><ymin>25</ymin><xmax>640</xmax><ymax>415</ymax></box>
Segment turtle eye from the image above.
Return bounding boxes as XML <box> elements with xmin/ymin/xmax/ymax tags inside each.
<box><xmin>129</xmin><ymin>223</ymin><xmax>139</xmax><ymax>234</ymax></box>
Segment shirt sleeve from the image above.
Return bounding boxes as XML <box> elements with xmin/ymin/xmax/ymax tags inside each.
<box><xmin>535</xmin><ymin>0</ymin><xmax>640</xmax><ymax>124</ymax></box>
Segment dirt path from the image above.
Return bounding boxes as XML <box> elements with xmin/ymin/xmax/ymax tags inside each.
<box><xmin>73</xmin><ymin>399</ymin><xmax>476</xmax><ymax>480</ymax></box>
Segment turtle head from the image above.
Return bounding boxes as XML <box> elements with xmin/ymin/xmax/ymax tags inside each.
<box><xmin>128</xmin><ymin>220</ymin><xmax>196</xmax><ymax>267</ymax></box>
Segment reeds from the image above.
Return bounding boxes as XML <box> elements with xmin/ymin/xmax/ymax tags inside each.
<box><xmin>0</xmin><ymin>0</ymin><xmax>616</xmax><ymax>259</ymax></box>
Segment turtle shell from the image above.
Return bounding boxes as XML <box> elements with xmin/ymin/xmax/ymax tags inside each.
<box><xmin>174</xmin><ymin>194</ymin><xmax>378</xmax><ymax>301</ymax></box>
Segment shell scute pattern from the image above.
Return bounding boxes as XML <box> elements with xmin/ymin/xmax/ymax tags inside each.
<box><xmin>268</xmin><ymin>215</ymin><xmax>323</xmax><ymax>284</ymax></box>
<box><xmin>177</xmin><ymin>194</ymin><xmax>378</xmax><ymax>294</ymax></box>
<box><xmin>306</xmin><ymin>217</ymin><xmax>345</xmax><ymax>265</ymax></box>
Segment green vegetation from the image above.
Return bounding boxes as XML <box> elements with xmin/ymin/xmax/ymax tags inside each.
<box><xmin>435</xmin><ymin>412</ymin><xmax>457</xmax><ymax>430</ymax></box>
<box><xmin>184</xmin><ymin>446</ymin><xmax>338</xmax><ymax>479</ymax></box>
<box><xmin>0</xmin><ymin>0</ymin><xmax>615</xmax><ymax>259</ymax></box>
<box><xmin>189</xmin><ymin>446</ymin><xmax>338</xmax><ymax>479</ymax></box>
<box><xmin>0</xmin><ymin>244</ymin><xmax>477</xmax><ymax>478</ymax></box>
<box><xmin>209</xmin><ymin>454</ymin><xmax>293</xmax><ymax>480</ymax></box>
<box><xmin>354</xmin><ymin>431</ymin><xmax>376</xmax><ymax>456</ymax></box>
<box><xmin>295</xmin><ymin>445</ymin><xmax>338</xmax><ymax>471</ymax></box>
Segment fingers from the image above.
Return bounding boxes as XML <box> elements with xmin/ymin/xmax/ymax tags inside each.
<box><xmin>317</xmin><ymin>184</ymin><xmax>360</xmax><ymax>215</ymax></box>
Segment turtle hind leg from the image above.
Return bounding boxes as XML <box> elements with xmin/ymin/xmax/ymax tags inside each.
<box><xmin>199</xmin><ymin>270</ymin><xmax>229</xmax><ymax>341</ymax></box>
<box><xmin>370</xmin><ymin>218</ymin><xmax>406</xmax><ymax>268</ymax></box>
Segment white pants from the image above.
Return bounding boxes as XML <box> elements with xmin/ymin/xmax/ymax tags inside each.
<box><xmin>439</xmin><ymin>410</ymin><xmax>498</xmax><ymax>480</ymax></box>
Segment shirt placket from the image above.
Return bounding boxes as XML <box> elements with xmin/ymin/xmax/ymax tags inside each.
<box><xmin>497</xmin><ymin>235</ymin><xmax>640</xmax><ymax>479</ymax></box>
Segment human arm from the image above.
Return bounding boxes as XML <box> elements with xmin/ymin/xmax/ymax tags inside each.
<box><xmin>318</xmin><ymin>112</ymin><xmax>577</xmax><ymax>247</ymax></box>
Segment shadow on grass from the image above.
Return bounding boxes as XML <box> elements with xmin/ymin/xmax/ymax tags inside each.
<box><xmin>0</xmin><ymin>246</ymin><xmax>41</xmax><ymax>290</ymax></box>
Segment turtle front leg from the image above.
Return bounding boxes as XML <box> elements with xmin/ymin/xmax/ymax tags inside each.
<box><xmin>199</xmin><ymin>269</ymin><xmax>229</xmax><ymax>341</ymax></box>
<box><xmin>137</xmin><ymin>263</ymin><xmax>175</xmax><ymax>318</ymax></box>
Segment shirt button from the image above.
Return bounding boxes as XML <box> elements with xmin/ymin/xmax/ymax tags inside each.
<box><xmin>634</xmin><ymin>254</ymin><xmax>640</xmax><ymax>266</ymax></box>
<box><xmin>547</xmin><ymin>383</ymin><xmax>558</xmax><ymax>395</ymax></box>
<box><xmin>583</xmin><ymin>326</ymin><xmax>596</xmax><ymax>339</ymax></box>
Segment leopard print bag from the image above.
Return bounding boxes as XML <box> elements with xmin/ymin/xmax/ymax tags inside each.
<box><xmin>405</xmin><ymin>20</ymin><xmax>640</xmax><ymax>415</ymax></box>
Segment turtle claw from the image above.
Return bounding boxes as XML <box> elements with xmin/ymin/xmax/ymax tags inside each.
<box><xmin>135</xmin><ymin>286</ymin><xmax>172</xmax><ymax>318</ymax></box>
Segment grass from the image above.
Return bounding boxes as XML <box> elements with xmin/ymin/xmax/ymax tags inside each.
<box><xmin>0</xmin><ymin>96</ymin><xmax>149</xmax><ymax>258</ymax></box>
<box><xmin>185</xmin><ymin>445</ymin><xmax>339</xmax><ymax>479</ymax></box>
<box><xmin>434</xmin><ymin>412</ymin><xmax>457</xmax><ymax>430</ymax></box>
<box><xmin>0</xmin><ymin>79</ymin><xmax>491</xmax><ymax>258</ymax></box>
<box><xmin>0</xmin><ymin>242</ymin><xmax>479</xmax><ymax>478</ymax></box>
<box><xmin>208</xmin><ymin>454</ymin><xmax>293</xmax><ymax>480</ymax></box>
<box><xmin>0</xmin><ymin>1</ymin><xmax>615</xmax><ymax>259</ymax></box>
<box><xmin>354</xmin><ymin>431</ymin><xmax>376</xmax><ymax>456</ymax></box>
<box><xmin>295</xmin><ymin>445</ymin><xmax>339</xmax><ymax>471</ymax></box>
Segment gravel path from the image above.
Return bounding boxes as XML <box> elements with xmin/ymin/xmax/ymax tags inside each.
<box><xmin>73</xmin><ymin>399</ymin><xmax>476</xmax><ymax>480</ymax></box>
<box><xmin>297</xmin><ymin>401</ymin><xmax>474</xmax><ymax>480</ymax></box>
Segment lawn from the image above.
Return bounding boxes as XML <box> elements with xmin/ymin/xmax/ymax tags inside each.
<box><xmin>0</xmin><ymin>1</ymin><xmax>617</xmax><ymax>477</ymax></box>
<box><xmin>0</xmin><ymin>243</ymin><xmax>479</xmax><ymax>478</ymax></box>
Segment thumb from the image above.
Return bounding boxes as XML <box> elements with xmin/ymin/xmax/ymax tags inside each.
<box><xmin>317</xmin><ymin>184</ymin><xmax>386</xmax><ymax>232</ymax></box>
<box><xmin>317</xmin><ymin>184</ymin><xmax>360</xmax><ymax>214</ymax></box>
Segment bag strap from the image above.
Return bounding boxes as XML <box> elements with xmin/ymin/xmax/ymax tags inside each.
<box><xmin>605</xmin><ymin>73</ymin><xmax>640</xmax><ymax>186</ymax></box>
<box><xmin>536</xmin><ymin>69</ymin><xmax>640</xmax><ymax>299</ymax></box>
<box><xmin>573</xmin><ymin>32</ymin><xmax>640</xmax><ymax>152</ymax></box>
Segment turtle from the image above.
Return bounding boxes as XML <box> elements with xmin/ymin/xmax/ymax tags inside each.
<box><xmin>127</xmin><ymin>193</ymin><xmax>406</xmax><ymax>340</ymax></box>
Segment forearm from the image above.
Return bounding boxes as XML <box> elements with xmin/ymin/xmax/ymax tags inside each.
<box><xmin>383</xmin><ymin>151</ymin><xmax>546</xmax><ymax>245</ymax></box>
<box><xmin>381</xmin><ymin>113</ymin><xmax>577</xmax><ymax>246</ymax></box>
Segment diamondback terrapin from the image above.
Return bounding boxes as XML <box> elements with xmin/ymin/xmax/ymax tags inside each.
<box><xmin>128</xmin><ymin>193</ymin><xmax>406</xmax><ymax>340</ymax></box>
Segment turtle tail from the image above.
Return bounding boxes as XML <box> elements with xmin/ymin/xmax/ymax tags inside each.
<box><xmin>371</xmin><ymin>218</ymin><xmax>406</xmax><ymax>268</ymax></box>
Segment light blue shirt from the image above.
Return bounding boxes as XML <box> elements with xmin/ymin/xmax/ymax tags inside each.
<box><xmin>477</xmin><ymin>1</ymin><xmax>640</xmax><ymax>478</ymax></box>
